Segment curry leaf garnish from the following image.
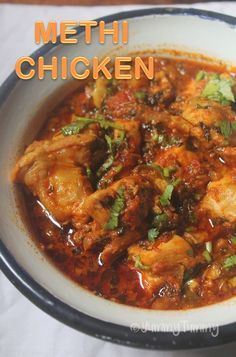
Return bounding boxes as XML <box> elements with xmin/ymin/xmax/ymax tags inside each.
<box><xmin>148</xmin><ymin>228</ymin><xmax>159</xmax><ymax>242</ymax></box>
<box><xmin>223</xmin><ymin>255</ymin><xmax>236</xmax><ymax>270</ymax></box>
<box><xmin>133</xmin><ymin>255</ymin><xmax>149</xmax><ymax>270</ymax></box>
<box><xmin>61</xmin><ymin>115</ymin><xmax>122</xmax><ymax>136</ymax></box>
<box><xmin>202</xmin><ymin>77</ymin><xmax>235</xmax><ymax>104</ymax></box>
<box><xmin>160</xmin><ymin>179</ymin><xmax>180</xmax><ymax>206</ymax></box>
<box><xmin>105</xmin><ymin>187</ymin><xmax>125</xmax><ymax>230</ymax></box>
<box><xmin>219</xmin><ymin>120</ymin><xmax>236</xmax><ymax>139</ymax></box>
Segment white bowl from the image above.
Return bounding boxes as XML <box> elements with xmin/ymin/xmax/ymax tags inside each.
<box><xmin>1</xmin><ymin>7</ymin><xmax>236</xmax><ymax>350</ymax></box>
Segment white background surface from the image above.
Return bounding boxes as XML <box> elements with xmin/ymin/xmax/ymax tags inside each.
<box><xmin>1</xmin><ymin>2</ymin><xmax>236</xmax><ymax>356</ymax></box>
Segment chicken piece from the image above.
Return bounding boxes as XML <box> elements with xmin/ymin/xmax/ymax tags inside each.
<box><xmin>129</xmin><ymin>235</ymin><xmax>196</xmax><ymax>271</ymax></box>
<box><xmin>181</xmin><ymin>97</ymin><xmax>235</xmax><ymax>127</ymax></box>
<box><xmin>74</xmin><ymin>174</ymin><xmax>152</xmax><ymax>229</ymax></box>
<box><xmin>13</xmin><ymin>133</ymin><xmax>106</xmax><ymax>181</ymax></box>
<box><xmin>12</xmin><ymin>133</ymin><xmax>106</xmax><ymax>222</ymax></box>
<box><xmin>154</xmin><ymin>145</ymin><xmax>208</xmax><ymax>189</ymax></box>
<box><xmin>200</xmin><ymin>170</ymin><xmax>236</xmax><ymax>222</ymax></box>
<box><xmin>170</xmin><ymin>98</ymin><xmax>236</xmax><ymax>148</ymax></box>
<box><xmin>73</xmin><ymin>175</ymin><xmax>153</xmax><ymax>263</ymax></box>
<box><xmin>19</xmin><ymin>160</ymin><xmax>92</xmax><ymax>223</ymax></box>
<box><xmin>99</xmin><ymin>230</ymin><xmax>142</xmax><ymax>265</ymax></box>
<box><xmin>215</xmin><ymin>147</ymin><xmax>236</xmax><ymax>166</ymax></box>
<box><xmin>128</xmin><ymin>235</ymin><xmax>198</xmax><ymax>301</ymax></box>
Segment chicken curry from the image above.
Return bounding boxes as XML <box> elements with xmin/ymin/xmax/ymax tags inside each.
<box><xmin>13</xmin><ymin>56</ymin><xmax>236</xmax><ymax>310</ymax></box>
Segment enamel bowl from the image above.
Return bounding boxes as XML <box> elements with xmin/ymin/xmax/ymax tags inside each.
<box><xmin>1</xmin><ymin>8</ymin><xmax>236</xmax><ymax>350</ymax></box>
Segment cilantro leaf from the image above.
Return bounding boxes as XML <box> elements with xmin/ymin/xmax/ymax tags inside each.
<box><xmin>133</xmin><ymin>255</ymin><xmax>149</xmax><ymax>270</ymax></box>
<box><xmin>134</xmin><ymin>91</ymin><xmax>146</xmax><ymax>101</ymax></box>
<box><xmin>148</xmin><ymin>228</ymin><xmax>159</xmax><ymax>242</ymax></box>
<box><xmin>219</xmin><ymin>120</ymin><xmax>236</xmax><ymax>139</ymax></box>
<box><xmin>223</xmin><ymin>255</ymin><xmax>236</xmax><ymax>270</ymax></box>
<box><xmin>202</xmin><ymin>77</ymin><xmax>235</xmax><ymax>104</ymax></box>
<box><xmin>62</xmin><ymin>118</ymin><xmax>95</xmax><ymax>136</ymax></box>
<box><xmin>147</xmin><ymin>163</ymin><xmax>176</xmax><ymax>178</ymax></box>
<box><xmin>195</xmin><ymin>70</ymin><xmax>207</xmax><ymax>81</ymax></box>
<box><xmin>62</xmin><ymin>115</ymin><xmax>122</xmax><ymax>136</ymax></box>
<box><xmin>202</xmin><ymin>250</ymin><xmax>212</xmax><ymax>263</ymax></box>
<box><xmin>105</xmin><ymin>187</ymin><xmax>125</xmax><ymax>230</ymax></box>
<box><xmin>160</xmin><ymin>179</ymin><xmax>180</xmax><ymax>207</ymax></box>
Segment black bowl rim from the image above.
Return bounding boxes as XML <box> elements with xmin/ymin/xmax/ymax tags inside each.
<box><xmin>1</xmin><ymin>7</ymin><xmax>236</xmax><ymax>350</ymax></box>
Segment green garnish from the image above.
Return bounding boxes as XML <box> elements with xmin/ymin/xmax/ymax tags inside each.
<box><xmin>152</xmin><ymin>133</ymin><xmax>182</xmax><ymax>147</ymax></box>
<box><xmin>231</xmin><ymin>236</ymin><xmax>236</xmax><ymax>245</ymax></box>
<box><xmin>205</xmin><ymin>241</ymin><xmax>212</xmax><ymax>254</ymax></box>
<box><xmin>203</xmin><ymin>250</ymin><xmax>212</xmax><ymax>263</ymax></box>
<box><xmin>219</xmin><ymin>120</ymin><xmax>236</xmax><ymax>139</ymax></box>
<box><xmin>97</xmin><ymin>156</ymin><xmax>114</xmax><ymax>179</ymax></box>
<box><xmin>105</xmin><ymin>187</ymin><xmax>125</xmax><ymax>230</ymax></box>
<box><xmin>61</xmin><ymin>115</ymin><xmax>122</xmax><ymax>136</ymax></box>
<box><xmin>147</xmin><ymin>213</ymin><xmax>169</xmax><ymax>242</ymax></box>
<box><xmin>153</xmin><ymin>212</ymin><xmax>168</xmax><ymax>228</ymax></box>
<box><xmin>223</xmin><ymin>255</ymin><xmax>236</xmax><ymax>270</ymax></box>
<box><xmin>201</xmin><ymin>77</ymin><xmax>235</xmax><ymax>104</ymax></box>
<box><xmin>148</xmin><ymin>228</ymin><xmax>159</xmax><ymax>242</ymax></box>
<box><xmin>147</xmin><ymin>163</ymin><xmax>175</xmax><ymax>179</ymax></box>
<box><xmin>160</xmin><ymin>179</ymin><xmax>180</xmax><ymax>206</ymax></box>
<box><xmin>62</xmin><ymin>117</ymin><xmax>94</xmax><ymax>136</ymax></box>
<box><xmin>86</xmin><ymin>167</ymin><xmax>93</xmax><ymax>181</ymax></box>
<box><xmin>195</xmin><ymin>70</ymin><xmax>207</xmax><ymax>81</ymax></box>
<box><xmin>134</xmin><ymin>91</ymin><xmax>146</xmax><ymax>101</ymax></box>
<box><xmin>133</xmin><ymin>255</ymin><xmax>149</xmax><ymax>270</ymax></box>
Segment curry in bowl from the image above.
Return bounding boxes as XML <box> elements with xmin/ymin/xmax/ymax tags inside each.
<box><xmin>12</xmin><ymin>56</ymin><xmax>236</xmax><ymax>310</ymax></box>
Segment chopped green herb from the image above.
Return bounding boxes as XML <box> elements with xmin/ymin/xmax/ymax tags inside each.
<box><xmin>219</xmin><ymin>120</ymin><xmax>236</xmax><ymax>139</ymax></box>
<box><xmin>205</xmin><ymin>241</ymin><xmax>212</xmax><ymax>254</ymax></box>
<box><xmin>203</xmin><ymin>250</ymin><xmax>212</xmax><ymax>263</ymax></box>
<box><xmin>223</xmin><ymin>255</ymin><xmax>236</xmax><ymax>270</ymax></box>
<box><xmin>195</xmin><ymin>70</ymin><xmax>207</xmax><ymax>81</ymax></box>
<box><xmin>97</xmin><ymin>156</ymin><xmax>114</xmax><ymax>178</ymax></box>
<box><xmin>148</xmin><ymin>228</ymin><xmax>159</xmax><ymax>242</ymax></box>
<box><xmin>202</xmin><ymin>77</ymin><xmax>235</xmax><ymax>104</ymax></box>
<box><xmin>86</xmin><ymin>167</ymin><xmax>93</xmax><ymax>181</ymax></box>
<box><xmin>61</xmin><ymin>115</ymin><xmax>122</xmax><ymax>136</ymax></box>
<box><xmin>133</xmin><ymin>255</ymin><xmax>149</xmax><ymax>270</ymax></box>
<box><xmin>62</xmin><ymin>117</ymin><xmax>95</xmax><ymax>136</ymax></box>
<box><xmin>105</xmin><ymin>187</ymin><xmax>125</xmax><ymax>230</ymax></box>
<box><xmin>105</xmin><ymin>134</ymin><xmax>113</xmax><ymax>153</ymax></box>
<box><xmin>231</xmin><ymin>236</ymin><xmax>236</xmax><ymax>245</ymax></box>
<box><xmin>147</xmin><ymin>163</ymin><xmax>175</xmax><ymax>179</ymax></box>
<box><xmin>134</xmin><ymin>91</ymin><xmax>146</xmax><ymax>101</ymax></box>
<box><xmin>160</xmin><ymin>179</ymin><xmax>181</xmax><ymax>207</ymax></box>
<box><xmin>153</xmin><ymin>212</ymin><xmax>169</xmax><ymax>228</ymax></box>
